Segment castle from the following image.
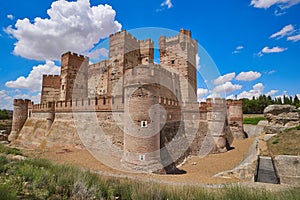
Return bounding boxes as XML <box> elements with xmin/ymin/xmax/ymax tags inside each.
<box><xmin>9</xmin><ymin>29</ymin><xmax>245</xmax><ymax>173</ymax></box>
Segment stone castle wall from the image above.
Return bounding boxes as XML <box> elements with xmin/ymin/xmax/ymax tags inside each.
<box><xmin>10</xmin><ymin>29</ymin><xmax>245</xmax><ymax>173</ymax></box>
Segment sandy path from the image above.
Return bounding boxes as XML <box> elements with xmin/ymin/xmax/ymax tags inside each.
<box><xmin>23</xmin><ymin>138</ymin><xmax>254</xmax><ymax>185</ymax></box>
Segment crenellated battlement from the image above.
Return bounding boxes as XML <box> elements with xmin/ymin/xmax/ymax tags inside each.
<box><xmin>62</xmin><ymin>51</ymin><xmax>87</xmax><ymax>59</ymax></box>
<box><xmin>43</xmin><ymin>74</ymin><xmax>60</xmax><ymax>78</ymax></box>
<box><xmin>13</xmin><ymin>99</ymin><xmax>32</xmax><ymax>105</ymax></box>
<box><xmin>180</xmin><ymin>28</ymin><xmax>192</xmax><ymax>37</ymax></box>
<box><xmin>226</xmin><ymin>99</ymin><xmax>243</xmax><ymax>106</ymax></box>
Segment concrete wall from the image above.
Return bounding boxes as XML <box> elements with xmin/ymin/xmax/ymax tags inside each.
<box><xmin>274</xmin><ymin>155</ymin><xmax>300</xmax><ymax>184</ymax></box>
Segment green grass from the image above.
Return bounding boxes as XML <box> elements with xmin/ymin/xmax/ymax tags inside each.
<box><xmin>268</xmin><ymin>127</ymin><xmax>300</xmax><ymax>156</ymax></box>
<box><xmin>0</xmin><ymin>143</ymin><xmax>22</xmax><ymax>155</ymax></box>
<box><xmin>0</xmin><ymin>146</ymin><xmax>300</xmax><ymax>199</ymax></box>
<box><xmin>243</xmin><ymin>117</ymin><xmax>266</xmax><ymax>125</ymax></box>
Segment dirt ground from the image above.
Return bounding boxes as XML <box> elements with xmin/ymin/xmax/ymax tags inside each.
<box><xmin>21</xmin><ymin>138</ymin><xmax>255</xmax><ymax>185</ymax></box>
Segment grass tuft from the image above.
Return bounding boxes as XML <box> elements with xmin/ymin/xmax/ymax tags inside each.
<box><xmin>243</xmin><ymin>117</ymin><xmax>266</xmax><ymax>125</ymax></box>
<box><xmin>0</xmin><ymin>143</ymin><xmax>22</xmax><ymax>155</ymax></box>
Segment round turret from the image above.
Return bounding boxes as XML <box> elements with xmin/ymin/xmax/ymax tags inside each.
<box><xmin>206</xmin><ymin>98</ymin><xmax>231</xmax><ymax>153</ymax></box>
<box><xmin>9</xmin><ymin>99</ymin><xmax>31</xmax><ymax>142</ymax></box>
<box><xmin>122</xmin><ymin>84</ymin><xmax>162</xmax><ymax>172</ymax></box>
<box><xmin>227</xmin><ymin>99</ymin><xmax>245</xmax><ymax>139</ymax></box>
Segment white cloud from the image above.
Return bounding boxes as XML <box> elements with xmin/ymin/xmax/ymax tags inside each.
<box><xmin>214</xmin><ymin>72</ymin><xmax>236</xmax><ymax>85</ymax></box>
<box><xmin>266</xmin><ymin>70</ymin><xmax>276</xmax><ymax>74</ymax></box>
<box><xmin>87</xmin><ymin>48</ymin><xmax>109</xmax><ymax>60</ymax></box>
<box><xmin>5</xmin><ymin>0</ymin><xmax>121</xmax><ymax>61</ymax></box>
<box><xmin>0</xmin><ymin>90</ymin><xmax>13</xmax><ymax>109</ymax></box>
<box><xmin>266</xmin><ymin>90</ymin><xmax>279</xmax><ymax>96</ymax></box>
<box><xmin>196</xmin><ymin>54</ymin><xmax>201</xmax><ymax>70</ymax></box>
<box><xmin>237</xmin><ymin>83</ymin><xmax>264</xmax><ymax>99</ymax></box>
<box><xmin>213</xmin><ymin>81</ymin><xmax>242</xmax><ymax>94</ymax></box>
<box><xmin>232</xmin><ymin>45</ymin><xmax>244</xmax><ymax>54</ymax></box>
<box><xmin>270</xmin><ymin>24</ymin><xmax>295</xmax><ymax>39</ymax></box>
<box><xmin>197</xmin><ymin>88</ymin><xmax>209</xmax><ymax>102</ymax></box>
<box><xmin>161</xmin><ymin>0</ymin><xmax>173</xmax><ymax>8</ymax></box>
<box><xmin>7</xmin><ymin>14</ymin><xmax>14</xmax><ymax>20</ymax></box>
<box><xmin>250</xmin><ymin>0</ymin><xmax>300</xmax><ymax>9</ymax></box>
<box><xmin>274</xmin><ymin>9</ymin><xmax>286</xmax><ymax>16</ymax></box>
<box><xmin>287</xmin><ymin>33</ymin><xmax>300</xmax><ymax>42</ymax></box>
<box><xmin>5</xmin><ymin>60</ymin><xmax>60</xmax><ymax>91</ymax></box>
<box><xmin>236</xmin><ymin>71</ymin><xmax>261</xmax><ymax>81</ymax></box>
<box><xmin>258</xmin><ymin>46</ymin><xmax>287</xmax><ymax>56</ymax></box>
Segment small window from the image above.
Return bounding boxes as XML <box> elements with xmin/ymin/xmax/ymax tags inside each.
<box><xmin>171</xmin><ymin>60</ymin><xmax>175</xmax><ymax>64</ymax></box>
<box><xmin>141</xmin><ymin>121</ymin><xmax>148</xmax><ymax>128</ymax></box>
<box><xmin>62</xmin><ymin>85</ymin><xmax>64</xmax><ymax>90</ymax></box>
<box><xmin>139</xmin><ymin>155</ymin><xmax>145</xmax><ymax>161</ymax></box>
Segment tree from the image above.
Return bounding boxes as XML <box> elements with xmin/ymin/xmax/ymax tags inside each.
<box><xmin>294</xmin><ymin>95</ymin><xmax>300</xmax><ymax>108</ymax></box>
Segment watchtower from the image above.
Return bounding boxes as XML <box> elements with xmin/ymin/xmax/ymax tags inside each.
<box><xmin>159</xmin><ymin>29</ymin><xmax>198</xmax><ymax>103</ymax></box>
<box><xmin>59</xmin><ymin>52</ymin><xmax>89</xmax><ymax>101</ymax></box>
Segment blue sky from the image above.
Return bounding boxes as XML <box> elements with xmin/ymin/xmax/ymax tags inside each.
<box><xmin>0</xmin><ymin>0</ymin><xmax>300</xmax><ymax>109</ymax></box>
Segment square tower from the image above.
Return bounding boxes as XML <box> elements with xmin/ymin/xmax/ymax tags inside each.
<box><xmin>60</xmin><ymin>52</ymin><xmax>89</xmax><ymax>101</ymax></box>
<box><xmin>159</xmin><ymin>29</ymin><xmax>198</xmax><ymax>103</ymax></box>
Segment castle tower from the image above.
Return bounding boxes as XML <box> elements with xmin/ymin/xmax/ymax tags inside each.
<box><xmin>108</xmin><ymin>31</ymin><xmax>140</xmax><ymax>98</ymax></box>
<box><xmin>59</xmin><ymin>52</ymin><xmax>89</xmax><ymax>101</ymax></box>
<box><xmin>8</xmin><ymin>99</ymin><xmax>31</xmax><ymax>142</ymax></box>
<box><xmin>122</xmin><ymin>66</ymin><xmax>162</xmax><ymax>173</ymax></box>
<box><xmin>139</xmin><ymin>39</ymin><xmax>154</xmax><ymax>65</ymax></box>
<box><xmin>41</xmin><ymin>75</ymin><xmax>61</xmax><ymax>104</ymax></box>
<box><xmin>227</xmin><ymin>99</ymin><xmax>245</xmax><ymax>139</ymax></box>
<box><xmin>159</xmin><ymin>29</ymin><xmax>198</xmax><ymax>103</ymax></box>
<box><xmin>206</xmin><ymin>98</ymin><xmax>233</xmax><ymax>153</ymax></box>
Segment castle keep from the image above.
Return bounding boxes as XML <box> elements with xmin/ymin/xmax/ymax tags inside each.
<box><xmin>10</xmin><ymin>29</ymin><xmax>245</xmax><ymax>173</ymax></box>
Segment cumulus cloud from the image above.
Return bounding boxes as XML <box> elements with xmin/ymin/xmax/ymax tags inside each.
<box><xmin>232</xmin><ymin>45</ymin><xmax>244</xmax><ymax>54</ymax></box>
<box><xmin>5</xmin><ymin>0</ymin><xmax>121</xmax><ymax>61</ymax></box>
<box><xmin>270</xmin><ymin>24</ymin><xmax>295</xmax><ymax>39</ymax></box>
<box><xmin>197</xmin><ymin>88</ymin><xmax>209</xmax><ymax>102</ymax></box>
<box><xmin>258</xmin><ymin>46</ymin><xmax>287</xmax><ymax>56</ymax></box>
<box><xmin>236</xmin><ymin>71</ymin><xmax>261</xmax><ymax>81</ymax></box>
<box><xmin>287</xmin><ymin>34</ymin><xmax>300</xmax><ymax>42</ymax></box>
<box><xmin>237</xmin><ymin>83</ymin><xmax>264</xmax><ymax>99</ymax></box>
<box><xmin>7</xmin><ymin>14</ymin><xmax>14</xmax><ymax>20</ymax></box>
<box><xmin>213</xmin><ymin>72</ymin><xmax>236</xmax><ymax>85</ymax></box>
<box><xmin>250</xmin><ymin>0</ymin><xmax>300</xmax><ymax>9</ymax></box>
<box><xmin>213</xmin><ymin>81</ymin><xmax>242</xmax><ymax>94</ymax></box>
<box><xmin>5</xmin><ymin>60</ymin><xmax>60</xmax><ymax>91</ymax></box>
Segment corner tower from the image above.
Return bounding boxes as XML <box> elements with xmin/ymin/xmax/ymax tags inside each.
<box><xmin>159</xmin><ymin>29</ymin><xmax>198</xmax><ymax>103</ymax></box>
<box><xmin>8</xmin><ymin>99</ymin><xmax>32</xmax><ymax>142</ymax></box>
<box><xmin>59</xmin><ymin>52</ymin><xmax>89</xmax><ymax>101</ymax></box>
